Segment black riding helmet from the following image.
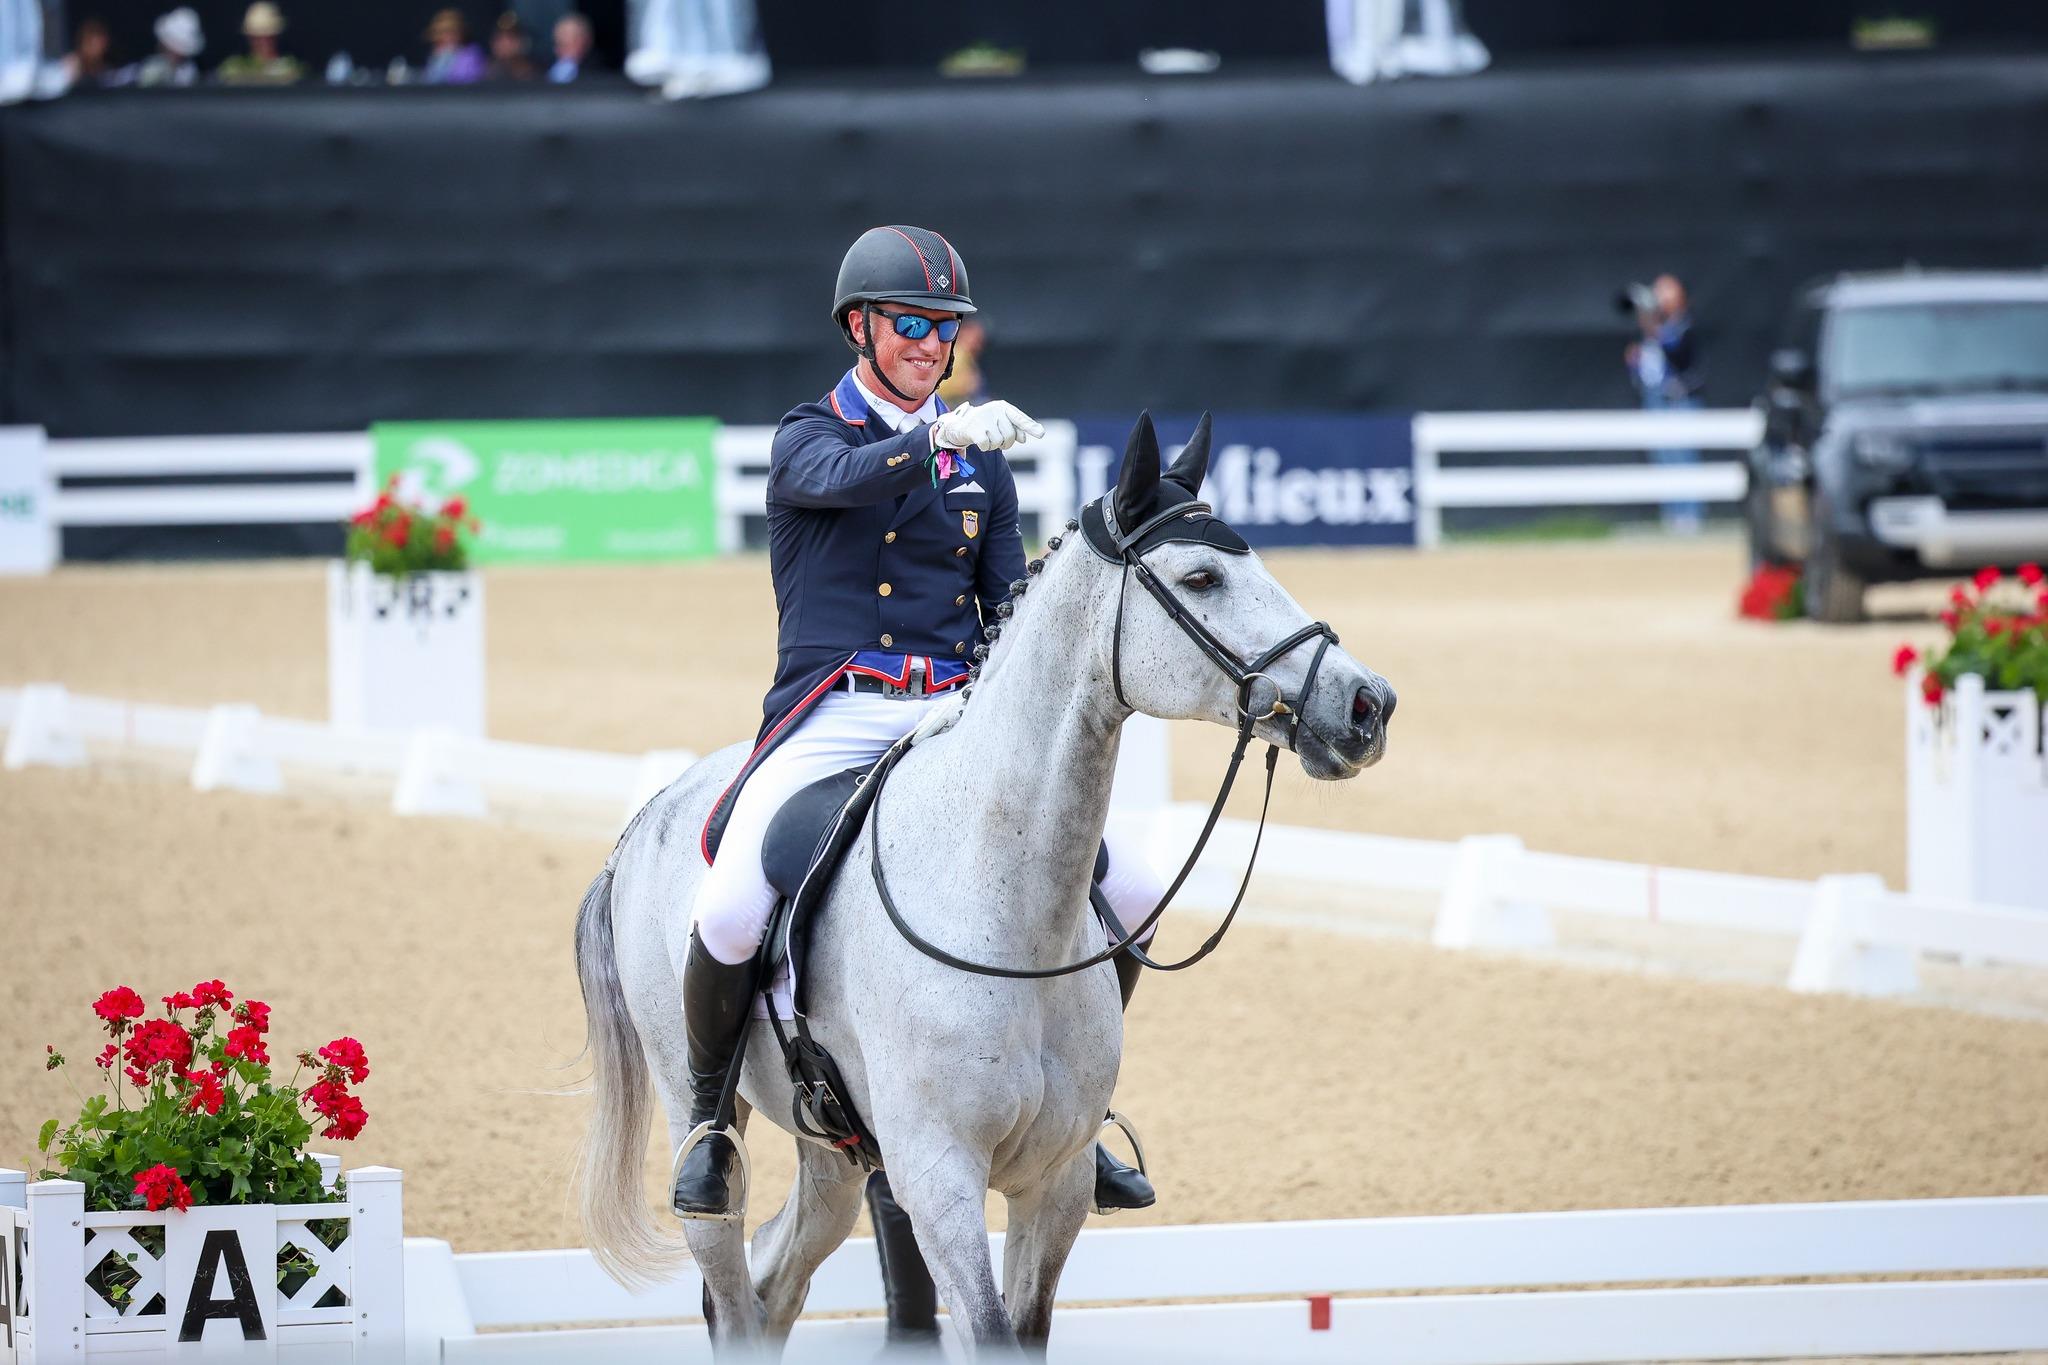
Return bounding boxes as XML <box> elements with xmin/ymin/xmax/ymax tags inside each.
<box><xmin>832</xmin><ymin>225</ymin><xmax>974</xmax><ymax>404</ymax></box>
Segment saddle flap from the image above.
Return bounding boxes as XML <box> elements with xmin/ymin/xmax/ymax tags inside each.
<box><xmin>760</xmin><ymin>765</ymin><xmax>869</xmax><ymax>900</ymax></box>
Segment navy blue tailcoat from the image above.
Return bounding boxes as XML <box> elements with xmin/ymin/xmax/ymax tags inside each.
<box><xmin>700</xmin><ymin>369</ymin><xmax>1026</xmax><ymax>861</ymax></box>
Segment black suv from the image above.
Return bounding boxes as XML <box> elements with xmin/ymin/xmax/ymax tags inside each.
<box><xmin>1748</xmin><ymin>270</ymin><xmax>2048</xmax><ymax>621</ymax></box>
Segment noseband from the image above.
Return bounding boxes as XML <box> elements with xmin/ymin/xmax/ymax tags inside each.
<box><xmin>870</xmin><ymin>491</ymin><xmax>1341</xmax><ymax>980</ymax></box>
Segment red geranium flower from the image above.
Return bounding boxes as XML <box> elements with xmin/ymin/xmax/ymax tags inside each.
<box><xmin>162</xmin><ymin>991</ymin><xmax>197</xmax><ymax>1012</ymax></box>
<box><xmin>93</xmin><ymin>987</ymin><xmax>146</xmax><ymax>1026</ymax></box>
<box><xmin>1939</xmin><ymin>608</ymin><xmax>1959</xmax><ymax>630</ymax></box>
<box><xmin>123</xmin><ymin>1018</ymin><xmax>194</xmax><ymax>1075</ymax></box>
<box><xmin>1974</xmin><ymin>566</ymin><xmax>2001</xmax><ymax>592</ymax></box>
<box><xmin>133</xmin><ymin>1164</ymin><xmax>192</xmax><ymax>1213</ymax></box>
<box><xmin>1921</xmin><ymin>672</ymin><xmax>1946</xmax><ymax>705</ymax></box>
<box><xmin>184</xmin><ymin>1069</ymin><xmax>226</xmax><ymax>1116</ymax></box>
<box><xmin>318</xmin><ymin>1037</ymin><xmax>370</xmax><ymax>1085</ymax></box>
<box><xmin>1987</xmin><ymin>617</ymin><xmax>2008</xmax><ymax>637</ymax></box>
<box><xmin>1891</xmin><ymin>644</ymin><xmax>1917</xmax><ymax>676</ymax></box>
<box><xmin>94</xmin><ymin>1043</ymin><xmax>117</xmax><ymax>1070</ymax></box>
<box><xmin>190</xmin><ymin>980</ymin><xmax>233</xmax><ymax>1008</ymax></box>
<box><xmin>234</xmin><ymin>999</ymin><xmax>270</xmax><ymax>1033</ymax></box>
<box><xmin>223</xmin><ymin>1024</ymin><xmax>270</xmax><ymax>1067</ymax></box>
<box><xmin>124</xmin><ymin>1063</ymin><xmax>150</xmax><ymax>1088</ymax></box>
<box><xmin>441</xmin><ymin>495</ymin><xmax>467</xmax><ymax>520</ymax></box>
<box><xmin>2020</xmin><ymin>562</ymin><xmax>2044</xmax><ymax>588</ymax></box>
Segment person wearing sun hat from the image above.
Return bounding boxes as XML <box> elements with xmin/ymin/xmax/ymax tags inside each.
<box><xmin>130</xmin><ymin>7</ymin><xmax>203</xmax><ymax>87</ymax></box>
<box><xmin>217</xmin><ymin>2</ymin><xmax>302</xmax><ymax>84</ymax></box>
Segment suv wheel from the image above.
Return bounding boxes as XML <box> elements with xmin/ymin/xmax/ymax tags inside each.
<box><xmin>1804</xmin><ymin>491</ymin><xmax>1866</xmax><ymax>623</ymax></box>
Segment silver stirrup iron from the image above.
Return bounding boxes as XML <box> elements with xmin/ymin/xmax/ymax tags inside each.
<box><xmin>670</xmin><ymin>1120</ymin><xmax>751</xmax><ymax>1224</ymax></box>
<box><xmin>1094</xmin><ymin>1110</ymin><xmax>1149</xmax><ymax>1216</ymax></box>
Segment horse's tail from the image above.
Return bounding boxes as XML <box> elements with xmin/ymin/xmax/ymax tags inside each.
<box><xmin>571</xmin><ymin>864</ymin><xmax>690</xmax><ymax>1289</ymax></box>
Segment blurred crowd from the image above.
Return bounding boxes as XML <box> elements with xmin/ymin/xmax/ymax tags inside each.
<box><xmin>2</xmin><ymin>0</ymin><xmax>770</xmax><ymax>99</ymax></box>
<box><xmin>58</xmin><ymin>4</ymin><xmax>601</xmax><ymax>89</ymax></box>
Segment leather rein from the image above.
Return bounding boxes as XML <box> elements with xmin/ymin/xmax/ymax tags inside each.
<box><xmin>870</xmin><ymin>494</ymin><xmax>1339</xmax><ymax>980</ymax></box>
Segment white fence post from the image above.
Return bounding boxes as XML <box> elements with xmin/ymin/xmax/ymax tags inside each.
<box><xmin>190</xmin><ymin>705</ymin><xmax>283</xmax><ymax>794</ymax></box>
<box><xmin>401</xmin><ymin>1238</ymin><xmax>475</xmax><ymax>1365</ymax></box>
<box><xmin>347</xmin><ymin>1168</ymin><xmax>406</xmax><ymax>1361</ymax></box>
<box><xmin>2</xmin><ymin>684</ymin><xmax>84</xmax><ymax>771</ymax></box>
<box><xmin>1789</xmin><ymin>874</ymin><xmax>1916</xmax><ymax>996</ymax></box>
<box><xmin>24</xmin><ymin>1179</ymin><xmax>85</xmax><ymax>1362</ymax></box>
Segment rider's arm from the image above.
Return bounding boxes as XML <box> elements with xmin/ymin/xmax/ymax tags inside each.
<box><xmin>769</xmin><ymin>415</ymin><xmax>937</xmax><ymax>510</ymax></box>
<box><xmin>973</xmin><ymin>459</ymin><xmax>1027</xmax><ymax>624</ymax></box>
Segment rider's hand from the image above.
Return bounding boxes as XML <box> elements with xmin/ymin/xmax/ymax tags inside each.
<box><xmin>930</xmin><ymin>400</ymin><xmax>1046</xmax><ymax>453</ymax></box>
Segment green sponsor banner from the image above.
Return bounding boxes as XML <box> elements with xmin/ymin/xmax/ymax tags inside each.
<box><xmin>371</xmin><ymin>419</ymin><xmax>720</xmax><ymax>564</ymax></box>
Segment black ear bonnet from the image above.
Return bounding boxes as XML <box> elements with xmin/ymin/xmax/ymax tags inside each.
<box><xmin>1081</xmin><ymin>411</ymin><xmax>1250</xmax><ymax>561</ymax></box>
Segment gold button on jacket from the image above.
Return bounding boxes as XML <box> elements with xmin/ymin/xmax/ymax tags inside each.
<box><xmin>878</xmin><ymin>583</ymin><xmax>892</xmax><ymax>597</ymax></box>
<box><xmin>880</xmin><ymin>633</ymin><xmax>893</xmax><ymax>647</ymax></box>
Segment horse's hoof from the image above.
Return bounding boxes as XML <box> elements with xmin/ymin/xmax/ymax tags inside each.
<box><xmin>670</xmin><ymin>1120</ymin><xmax>750</xmax><ymax>1222</ymax></box>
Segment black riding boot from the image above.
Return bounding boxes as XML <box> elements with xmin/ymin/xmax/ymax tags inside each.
<box><xmin>670</xmin><ymin>928</ymin><xmax>757</xmax><ymax>1220</ymax></box>
<box><xmin>865</xmin><ymin>1172</ymin><xmax>940</xmax><ymax>1347</ymax></box>
<box><xmin>1094</xmin><ymin>952</ymin><xmax>1157</xmax><ymax>1212</ymax></box>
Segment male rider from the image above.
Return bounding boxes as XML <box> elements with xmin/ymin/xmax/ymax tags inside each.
<box><xmin>671</xmin><ymin>225</ymin><xmax>1163</xmax><ymax>1229</ymax></box>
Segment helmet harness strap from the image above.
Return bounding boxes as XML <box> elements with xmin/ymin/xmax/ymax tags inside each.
<box><xmin>852</xmin><ymin>302</ymin><xmax>956</xmax><ymax>407</ymax></box>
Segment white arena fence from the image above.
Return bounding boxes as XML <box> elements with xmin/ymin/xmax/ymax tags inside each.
<box><xmin>397</xmin><ymin>1196</ymin><xmax>2048</xmax><ymax>1364</ymax></box>
<box><xmin>6</xmin><ymin>684</ymin><xmax>2046</xmax><ymax>1002</ymax></box>
<box><xmin>29</xmin><ymin>409</ymin><xmax>1762</xmax><ymax>552</ymax></box>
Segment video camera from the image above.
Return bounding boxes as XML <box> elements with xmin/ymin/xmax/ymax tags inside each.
<box><xmin>1613</xmin><ymin>282</ymin><xmax>1659</xmax><ymax>317</ymax></box>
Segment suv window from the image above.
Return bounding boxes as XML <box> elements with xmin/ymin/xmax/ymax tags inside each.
<box><xmin>1823</xmin><ymin>300</ymin><xmax>2048</xmax><ymax>398</ymax></box>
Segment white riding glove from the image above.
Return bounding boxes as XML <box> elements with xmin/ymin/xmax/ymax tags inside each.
<box><xmin>929</xmin><ymin>400</ymin><xmax>1046</xmax><ymax>453</ymax></box>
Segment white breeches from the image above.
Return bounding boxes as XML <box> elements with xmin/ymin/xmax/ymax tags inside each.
<box><xmin>692</xmin><ymin>690</ymin><xmax>1164</xmax><ymax>965</ymax></box>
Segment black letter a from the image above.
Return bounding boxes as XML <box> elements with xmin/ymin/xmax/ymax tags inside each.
<box><xmin>178</xmin><ymin>1228</ymin><xmax>266</xmax><ymax>1342</ymax></box>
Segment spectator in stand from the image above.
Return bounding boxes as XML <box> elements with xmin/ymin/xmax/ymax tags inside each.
<box><xmin>128</xmin><ymin>6</ymin><xmax>201</xmax><ymax>86</ymax></box>
<box><xmin>486</xmin><ymin>13</ymin><xmax>536</xmax><ymax>81</ymax></box>
<box><xmin>422</xmin><ymin>8</ymin><xmax>486</xmax><ymax>84</ymax></box>
<box><xmin>216</xmin><ymin>2</ymin><xmax>300</xmax><ymax>84</ymax></box>
<box><xmin>62</xmin><ymin>17</ymin><xmax>113</xmax><ymax>86</ymax></box>
<box><xmin>547</xmin><ymin>11</ymin><xmax>593</xmax><ymax>82</ymax></box>
<box><xmin>1624</xmin><ymin>273</ymin><xmax>1708</xmax><ymax>533</ymax></box>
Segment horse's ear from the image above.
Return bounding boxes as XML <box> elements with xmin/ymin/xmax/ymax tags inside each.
<box><xmin>1166</xmin><ymin>410</ymin><xmax>1212</xmax><ymax>490</ymax></box>
<box><xmin>1114</xmin><ymin>411</ymin><xmax>1160</xmax><ymax>527</ymax></box>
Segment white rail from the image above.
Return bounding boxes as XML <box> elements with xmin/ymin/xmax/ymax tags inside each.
<box><xmin>1411</xmin><ymin>408</ymin><xmax>1763</xmax><ymax>546</ymax></box>
<box><xmin>6</xmin><ymin>685</ymin><xmax>2046</xmax><ymax>1001</ymax></box>
<box><xmin>47</xmin><ymin>432</ymin><xmax>373</xmax><ymax>528</ymax></box>
<box><xmin>401</xmin><ymin>1197</ymin><xmax>2048</xmax><ymax>1364</ymax></box>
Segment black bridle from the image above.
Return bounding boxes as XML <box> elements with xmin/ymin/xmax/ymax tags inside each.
<box><xmin>870</xmin><ymin>492</ymin><xmax>1340</xmax><ymax>980</ymax></box>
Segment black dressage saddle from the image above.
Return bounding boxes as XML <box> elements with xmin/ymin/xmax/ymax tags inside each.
<box><xmin>748</xmin><ymin>758</ymin><xmax>1115</xmax><ymax>1171</ymax></box>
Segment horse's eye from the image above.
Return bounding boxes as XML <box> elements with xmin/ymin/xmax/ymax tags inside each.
<box><xmin>1182</xmin><ymin>570</ymin><xmax>1218</xmax><ymax>592</ymax></box>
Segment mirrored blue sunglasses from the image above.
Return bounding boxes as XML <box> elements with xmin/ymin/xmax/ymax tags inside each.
<box><xmin>875</xmin><ymin>308</ymin><xmax>962</xmax><ymax>342</ymax></box>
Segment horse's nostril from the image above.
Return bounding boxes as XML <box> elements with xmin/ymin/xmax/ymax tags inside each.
<box><xmin>1351</xmin><ymin>685</ymin><xmax>1378</xmax><ymax>730</ymax></box>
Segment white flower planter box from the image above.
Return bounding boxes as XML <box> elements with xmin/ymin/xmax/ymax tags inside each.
<box><xmin>327</xmin><ymin>563</ymin><xmax>485</xmax><ymax>738</ymax></box>
<box><xmin>0</xmin><ymin>1163</ymin><xmax>401</xmax><ymax>1364</ymax></box>
<box><xmin>1906</xmin><ymin>672</ymin><xmax>2048</xmax><ymax>912</ymax></box>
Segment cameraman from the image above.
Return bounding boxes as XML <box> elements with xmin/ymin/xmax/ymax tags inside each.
<box><xmin>1622</xmin><ymin>274</ymin><xmax>1706</xmax><ymax>533</ymax></box>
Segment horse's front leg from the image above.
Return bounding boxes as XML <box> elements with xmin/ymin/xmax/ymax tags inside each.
<box><xmin>750</xmin><ymin>1140</ymin><xmax>869</xmax><ymax>1336</ymax></box>
<box><xmin>1002</xmin><ymin>1148</ymin><xmax>1094</xmax><ymax>1349</ymax></box>
<box><xmin>886</xmin><ymin>1142</ymin><xmax>1016</xmax><ymax>1351</ymax></box>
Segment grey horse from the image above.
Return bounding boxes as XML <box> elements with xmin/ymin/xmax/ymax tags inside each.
<box><xmin>573</xmin><ymin>413</ymin><xmax>1394</xmax><ymax>1354</ymax></box>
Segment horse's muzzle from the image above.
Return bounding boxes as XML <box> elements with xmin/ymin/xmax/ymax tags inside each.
<box><xmin>1298</xmin><ymin>673</ymin><xmax>1394</xmax><ymax>777</ymax></box>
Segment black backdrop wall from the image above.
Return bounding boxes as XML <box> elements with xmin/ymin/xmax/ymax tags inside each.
<box><xmin>3</xmin><ymin>53</ymin><xmax>2046</xmax><ymax>437</ymax></box>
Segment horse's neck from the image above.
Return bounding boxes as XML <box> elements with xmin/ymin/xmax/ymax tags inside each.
<box><xmin>931</xmin><ymin>551</ymin><xmax>1123</xmax><ymax>947</ymax></box>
